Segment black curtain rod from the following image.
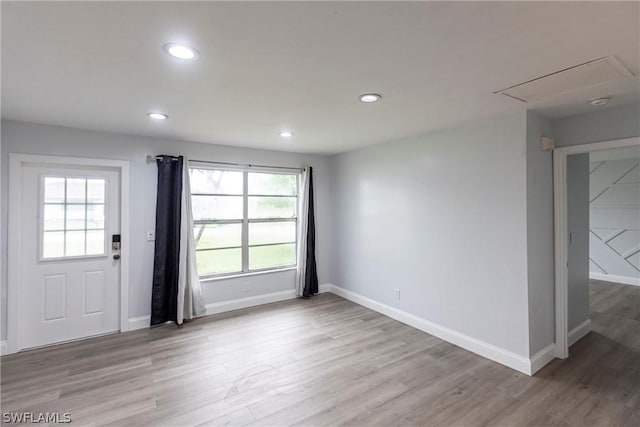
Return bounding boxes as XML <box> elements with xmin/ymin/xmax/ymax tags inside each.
<box><xmin>146</xmin><ymin>155</ymin><xmax>304</xmax><ymax>171</ymax></box>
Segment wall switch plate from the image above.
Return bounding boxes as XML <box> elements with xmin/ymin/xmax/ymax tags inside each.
<box><xmin>146</xmin><ymin>231</ymin><xmax>155</xmax><ymax>242</ymax></box>
<box><xmin>393</xmin><ymin>288</ymin><xmax>400</xmax><ymax>300</ymax></box>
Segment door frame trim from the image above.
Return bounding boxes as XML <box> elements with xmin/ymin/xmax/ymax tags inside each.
<box><xmin>552</xmin><ymin>137</ymin><xmax>639</xmax><ymax>359</ymax></box>
<box><xmin>7</xmin><ymin>153</ymin><xmax>130</xmax><ymax>354</ymax></box>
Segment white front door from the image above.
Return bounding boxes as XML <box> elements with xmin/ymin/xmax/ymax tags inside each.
<box><xmin>19</xmin><ymin>163</ymin><xmax>121</xmax><ymax>349</ymax></box>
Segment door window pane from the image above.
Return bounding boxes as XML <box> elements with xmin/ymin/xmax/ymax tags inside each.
<box><xmin>87</xmin><ymin>205</ymin><xmax>105</xmax><ymax>229</ymax></box>
<box><xmin>196</xmin><ymin>248</ymin><xmax>242</xmax><ymax>276</ymax></box>
<box><xmin>249</xmin><ymin>243</ymin><xmax>296</xmax><ymax>270</ymax></box>
<box><xmin>249</xmin><ymin>222</ymin><xmax>296</xmax><ymax>246</ymax></box>
<box><xmin>43</xmin><ymin>231</ymin><xmax>65</xmax><ymax>258</ymax></box>
<box><xmin>87</xmin><ymin>179</ymin><xmax>105</xmax><ymax>203</ymax></box>
<box><xmin>248</xmin><ymin>197</ymin><xmax>296</xmax><ymax>219</ymax></box>
<box><xmin>44</xmin><ymin>177</ymin><xmax>65</xmax><ymax>203</ymax></box>
<box><xmin>43</xmin><ymin>204</ymin><xmax>65</xmax><ymax>231</ymax></box>
<box><xmin>66</xmin><ymin>179</ymin><xmax>86</xmax><ymax>203</ymax></box>
<box><xmin>65</xmin><ymin>205</ymin><xmax>86</xmax><ymax>230</ymax></box>
<box><xmin>65</xmin><ymin>230</ymin><xmax>86</xmax><ymax>256</ymax></box>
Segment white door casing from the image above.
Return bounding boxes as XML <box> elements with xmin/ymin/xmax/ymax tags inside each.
<box><xmin>8</xmin><ymin>154</ymin><xmax>130</xmax><ymax>354</ymax></box>
<box><xmin>553</xmin><ymin>137</ymin><xmax>640</xmax><ymax>359</ymax></box>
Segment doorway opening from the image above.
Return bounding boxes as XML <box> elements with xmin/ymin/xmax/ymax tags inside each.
<box><xmin>553</xmin><ymin>137</ymin><xmax>640</xmax><ymax>358</ymax></box>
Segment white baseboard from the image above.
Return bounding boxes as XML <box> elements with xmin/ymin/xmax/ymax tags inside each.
<box><xmin>128</xmin><ymin>315</ymin><xmax>151</xmax><ymax>331</ymax></box>
<box><xmin>326</xmin><ymin>284</ymin><xmax>537</xmax><ymax>376</ymax></box>
<box><xmin>589</xmin><ymin>272</ymin><xmax>640</xmax><ymax>287</ymax></box>
<box><xmin>568</xmin><ymin>319</ymin><xmax>591</xmax><ymax>347</ymax></box>
<box><xmin>318</xmin><ymin>283</ymin><xmax>331</xmax><ymax>293</ymax></box>
<box><xmin>0</xmin><ymin>340</ymin><xmax>7</xmax><ymax>356</ymax></box>
<box><xmin>205</xmin><ymin>289</ymin><xmax>296</xmax><ymax>315</ymax></box>
<box><xmin>529</xmin><ymin>344</ymin><xmax>556</xmax><ymax>375</ymax></box>
<box><xmin>126</xmin><ymin>284</ymin><xmax>332</xmax><ymax>331</ymax></box>
<box><xmin>206</xmin><ymin>284</ymin><xmax>330</xmax><ymax>315</ymax></box>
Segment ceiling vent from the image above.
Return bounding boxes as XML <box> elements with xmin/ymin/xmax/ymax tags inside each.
<box><xmin>495</xmin><ymin>56</ymin><xmax>634</xmax><ymax>103</ymax></box>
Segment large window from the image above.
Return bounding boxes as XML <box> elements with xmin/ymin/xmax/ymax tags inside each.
<box><xmin>190</xmin><ymin>167</ymin><xmax>298</xmax><ymax>277</ymax></box>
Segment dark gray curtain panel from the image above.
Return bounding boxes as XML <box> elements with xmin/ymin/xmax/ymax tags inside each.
<box><xmin>303</xmin><ymin>167</ymin><xmax>318</xmax><ymax>297</ymax></box>
<box><xmin>151</xmin><ymin>155</ymin><xmax>184</xmax><ymax>326</ymax></box>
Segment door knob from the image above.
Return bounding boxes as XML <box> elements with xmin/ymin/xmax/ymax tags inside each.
<box><xmin>113</xmin><ymin>254</ymin><xmax>121</xmax><ymax>260</ymax></box>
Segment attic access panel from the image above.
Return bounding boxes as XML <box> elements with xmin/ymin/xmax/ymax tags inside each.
<box><xmin>495</xmin><ymin>56</ymin><xmax>634</xmax><ymax>103</ymax></box>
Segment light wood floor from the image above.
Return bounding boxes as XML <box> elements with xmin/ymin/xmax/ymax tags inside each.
<box><xmin>1</xmin><ymin>281</ymin><xmax>639</xmax><ymax>426</ymax></box>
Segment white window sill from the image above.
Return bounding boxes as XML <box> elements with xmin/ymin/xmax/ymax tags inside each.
<box><xmin>200</xmin><ymin>266</ymin><xmax>297</xmax><ymax>283</ymax></box>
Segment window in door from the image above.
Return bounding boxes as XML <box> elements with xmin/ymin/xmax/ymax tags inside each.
<box><xmin>41</xmin><ymin>176</ymin><xmax>107</xmax><ymax>259</ymax></box>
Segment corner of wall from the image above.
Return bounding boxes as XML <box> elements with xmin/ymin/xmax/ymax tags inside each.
<box><xmin>525</xmin><ymin>111</ymin><xmax>556</xmax><ymax>358</ymax></box>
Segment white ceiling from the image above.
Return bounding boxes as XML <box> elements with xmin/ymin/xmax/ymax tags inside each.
<box><xmin>2</xmin><ymin>1</ymin><xmax>639</xmax><ymax>154</ymax></box>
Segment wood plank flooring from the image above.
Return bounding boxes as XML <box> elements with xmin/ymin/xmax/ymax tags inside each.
<box><xmin>1</xmin><ymin>281</ymin><xmax>639</xmax><ymax>426</ymax></box>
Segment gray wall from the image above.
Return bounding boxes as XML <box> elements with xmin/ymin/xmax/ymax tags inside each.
<box><xmin>566</xmin><ymin>154</ymin><xmax>591</xmax><ymax>332</ymax></box>
<box><xmin>554</xmin><ymin>103</ymin><xmax>640</xmax><ymax>147</ymax></box>
<box><xmin>330</xmin><ymin>113</ymin><xmax>531</xmax><ymax>357</ymax></box>
<box><xmin>525</xmin><ymin>112</ymin><xmax>555</xmax><ymax>356</ymax></box>
<box><xmin>0</xmin><ymin>120</ymin><xmax>332</xmax><ymax>340</ymax></box>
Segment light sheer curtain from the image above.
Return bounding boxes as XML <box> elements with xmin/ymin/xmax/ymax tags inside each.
<box><xmin>177</xmin><ymin>159</ymin><xmax>206</xmax><ymax>324</ymax></box>
<box><xmin>296</xmin><ymin>168</ymin><xmax>310</xmax><ymax>297</ymax></box>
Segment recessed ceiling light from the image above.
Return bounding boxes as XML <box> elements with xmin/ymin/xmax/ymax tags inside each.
<box><xmin>590</xmin><ymin>97</ymin><xmax>609</xmax><ymax>106</ymax></box>
<box><xmin>359</xmin><ymin>93</ymin><xmax>382</xmax><ymax>103</ymax></box>
<box><xmin>163</xmin><ymin>43</ymin><xmax>199</xmax><ymax>60</ymax></box>
<box><xmin>147</xmin><ymin>112</ymin><xmax>169</xmax><ymax>120</ymax></box>
<box><xmin>279</xmin><ymin>131</ymin><xmax>293</xmax><ymax>138</ymax></box>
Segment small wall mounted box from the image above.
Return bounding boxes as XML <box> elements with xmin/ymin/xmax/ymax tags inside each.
<box><xmin>540</xmin><ymin>137</ymin><xmax>555</xmax><ymax>151</ymax></box>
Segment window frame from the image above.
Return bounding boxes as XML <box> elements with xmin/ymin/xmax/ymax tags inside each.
<box><xmin>189</xmin><ymin>163</ymin><xmax>299</xmax><ymax>279</ymax></box>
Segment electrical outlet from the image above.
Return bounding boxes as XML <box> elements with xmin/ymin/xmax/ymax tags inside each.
<box><xmin>393</xmin><ymin>288</ymin><xmax>400</xmax><ymax>300</ymax></box>
<box><xmin>244</xmin><ymin>283</ymin><xmax>251</xmax><ymax>293</ymax></box>
<box><xmin>146</xmin><ymin>231</ymin><xmax>155</xmax><ymax>242</ymax></box>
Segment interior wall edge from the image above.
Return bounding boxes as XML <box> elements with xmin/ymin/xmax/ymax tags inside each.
<box><xmin>524</xmin><ymin>110</ymin><xmax>556</xmax><ymax>357</ymax></box>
